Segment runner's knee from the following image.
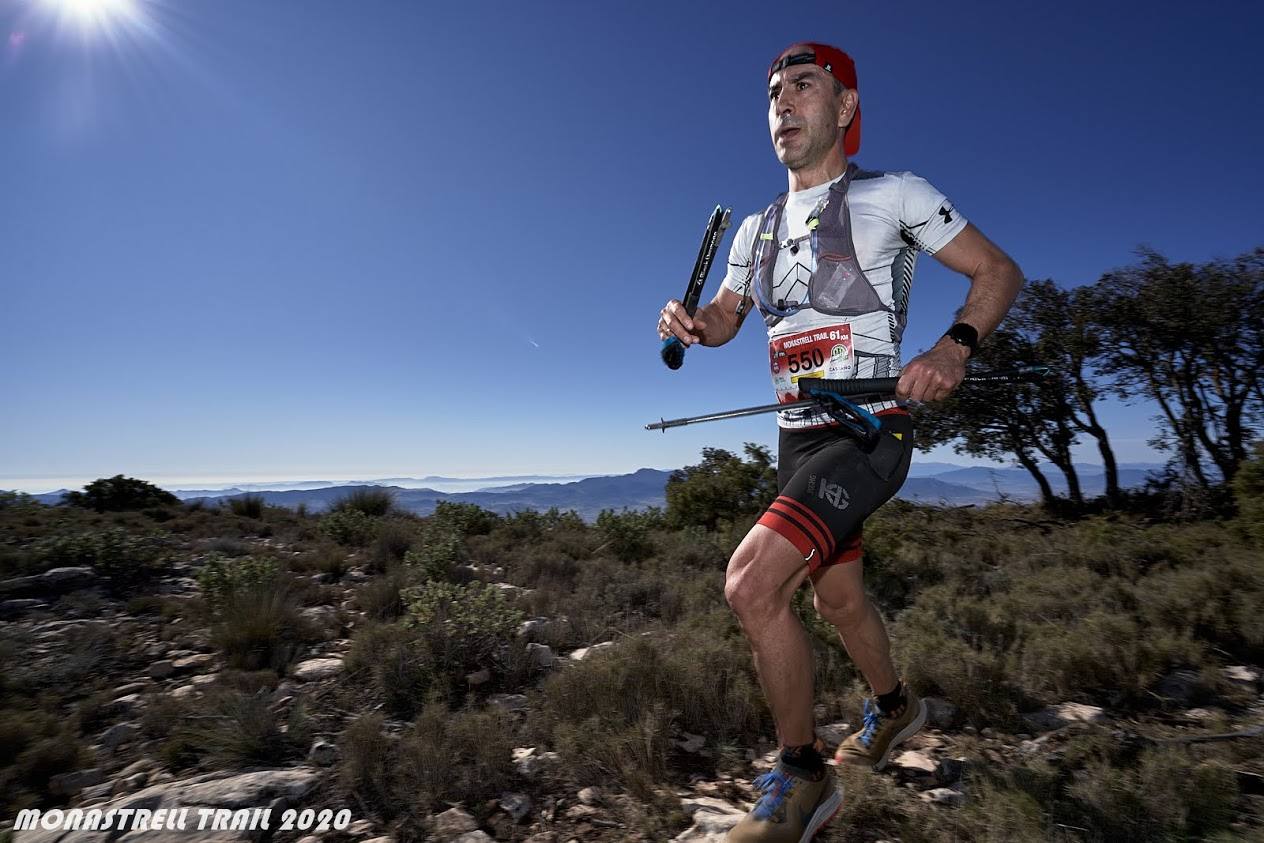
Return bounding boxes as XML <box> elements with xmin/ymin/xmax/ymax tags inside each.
<box><xmin>813</xmin><ymin>582</ymin><xmax>869</xmax><ymax>629</ymax></box>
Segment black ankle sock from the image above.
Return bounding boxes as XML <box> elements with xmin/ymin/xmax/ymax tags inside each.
<box><xmin>780</xmin><ymin>742</ymin><xmax>825</xmax><ymax>780</ymax></box>
<box><xmin>875</xmin><ymin>681</ymin><xmax>907</xmax><ymax>716</ymax></box>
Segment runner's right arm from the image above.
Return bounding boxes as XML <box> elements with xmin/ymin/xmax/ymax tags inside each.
<box><xmin>656</xmin><ymin>213</ymin><xmax>757</xmax><ymax>348</ymax></box>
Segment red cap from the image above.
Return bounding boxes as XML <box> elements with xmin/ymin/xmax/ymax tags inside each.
<box><xmin>768</xmin><ymin>42</ymin><xmax>861</xmax><ymax>156</ymax></box>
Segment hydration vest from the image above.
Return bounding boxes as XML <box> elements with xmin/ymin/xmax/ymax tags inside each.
<box><xmin>750</xmin><ymin>162</ymin><xmax>899</xmax><ymax>333</ymax></box>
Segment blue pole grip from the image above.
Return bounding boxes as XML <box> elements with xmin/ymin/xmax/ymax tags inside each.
<box><xmin>660</xmin><ymin>336</ymin><xmax>685</xmax><ymax>370</ymax></box>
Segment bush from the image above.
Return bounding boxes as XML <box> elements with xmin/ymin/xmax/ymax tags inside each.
<box><xmin>596</xmin><ymin>507</ymin><xmax>664</xmax><ymax>562</ymax></box>
<box><xmin>63</xmin><ymin>474</ymin><xmax>179</xmax><ymax>512</ymax></box>
<box><xmin>196</xmin><ymin>554</ymin><xmax>280</xmax><ymax>610</ymax></box>
<box><xmin>318</xmin><ymin>509</ymin><xmax>378</xmax><ymax>546</ymax></box>
<box><xmin>175</xmin><ymin>689</ymin><xmax>310</xmax><ymax>767</ymax></box>
<box><xmin>665</xmin><ymin>444</ymin><xmax>777</xmax><ymax>531</ymax></box>
<box><xmin>430</xmin><ymin>500</ymin><xmax>498</xmax><ymax>536</ymax></box>
<box><xmin>368</xmin><ymin>518</ymin><xmax>416</xmax><ymax>572</ymax></box>
<box><xmin>403</xmin><ymin>523</ymin><xmax>463</xmax><ymax>581</ymax></box>
<box><xmin>227</xmin><ymin>493</ymin><xmax>266</xmax><ymax>518</ymax></box>
<box><xmin>210</xmin><ymin>578</ymin><xmax>314</xmax><ymax>673</ymax></box>
<box><xmin>402</xmin><ymin>579</ymin><xmax>525</xmax><ymax>672</ymax></box>
<box><xmin>31</xmin><ymin>527</ymin><xmax>169</xmax><ymax>592</ymax></box>
<box><xmin>0</xmin><ymin>708</ymin><xmax>89</xmax><ymax>814</ymax></box>
<box><xmin>331</xmin><ymin>487</ymin><xmax>396</xmax><ymax>518</ymax></box>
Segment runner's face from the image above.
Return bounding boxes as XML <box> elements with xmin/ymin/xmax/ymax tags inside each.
<box><xmin>767</xmin><ymin>60</ymin><xmax>846</xmax><ymax>170</ymax></box>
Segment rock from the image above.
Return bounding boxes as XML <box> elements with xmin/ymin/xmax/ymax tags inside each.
<box><xmin>890</xmin><ymin>750</ymin><xmax>937</xmax><ymax>776</ymax></box>
<box><xmin>935</xmin><ymin>757</ymin><xmax>967</xmax><ymax>786</ymax></box>
<box><xmin>433</xmin><ymin>807</ymin><xmax>479</xmax><ymax>835</ymax></box>
<box><xmin>922</xmin><ymin>696</ymin><xmax>961</xmax><ymax>729</ymax></box>
<box><xmin>291</xmin><ymin>657</ymin><xmax>344</xmax><ymax>681</ymax></box>
<box><xmin>564</xmin><ymin>804</ymin><xmax>600</xmax><ymax>820</ymax></box>
<box><xmin>0</xmin><ymin>566</ymin><xmax>96</xmax><ymax>597</ymax></box>
<box><xmin>308</xmin><ymin>739</ymin><xmax>339</xmax><ymax>767</ymax></box>
<box><xmin>1184</xmin><ymin>707</ymin><xmax>1218</xmax><ymax>720</ymax></box>
<box><xmin>299</xmin><ymin>606</ymin><xmax>341</xmax><ymax>639</ymax></box>
<box><xmin>578</xmin><ymin>786</ymin><xmax>602</xmax><ymax>805</ymax></box>
<box><xmin>80</xmin><ymin>781</ymin><xmax>116</xmax><ymax>802</ymax></box>
<box><xmin>524</xmin><ymin>834</ymin><xmax>557</xmax><ymax>843</ymax></box>
<box><xmin>526</xmin><ymin>642</ymin><xmax>555</xmax><ymax>669</ymax></box>
<box><xmin>466</xmin><ymin>668</ymin><xmax>491</xmax><ymax>686</ymax></box>
<box><xmin>48</xmin><ymin>767</ymin><xmax>104</xmax><ymax>795</ymax></box>
<box><xmin>360</xmin><ymin>838</ymin><xmax>394</xmax><ymax>843</ymax></box>
<box><xmin>673</xmin><ymin>796</ymin><xmax>747</xmax><ymax>841</ymax></box>
<box><xmin>1021</xmin><ymin>702</ymin><xmax>1105</xmax><ymax>732</ymax></box>
<box><xmin>169</xmin><ymin>684</ymin><xmax>200</xmax><ymax>700</ymax></box>
<box><xmin>113</xmin><ymin>682</ymin><xmax>150</xmax><ymax>697</ymax></box>
<box><xmin>569</xmin><ymin>641</ymin><xmax>615</xmax><ymax>661</ymax></box>
<box><xmin>101</xmin><ymin>722</ymin><xmax>141</xmax><ymax>748</ymax></box>
<box><xmin>452</xmin><ymin>834</ymin><xmax>493</xmax><ymax>843</ymax></box>
<box><xmin>171</xmin><ymin>654</ymin><xmax>215</xmax><ymax>674</ymax></box>
<box><xmin>118</xmin><ymin>758</ymin><xmax>157</xmax><ymax>778</ymax></box>
<box><xmin>0</xmin><ymin>598</ymin><xmax>49</xmax><ymax>616</ymax></box>
<box><xmin>920</xmin><ymin>787</ymin><xmax>965</xmax><ymax>806</ymax></box>
<box><xmin>1156</xmin><ymin>669</ymin><xmax>1202</xmax><ymax>705</ymax></box>
<box><xmin>149</xmin><ymin>660</ymin><xmax>176</xmax><ymax>679</ymax></box>
<box><xmin>296</xmin><ymin>837</ymin><xmax>322</xmax><ymax>843</ymax></box>
<box><xmin>345</xmin><ymin>819</ymin><xmax>376</xmax><ymax>835</ymax></box>
<box><xmin>512</xmin><ymin>746</ymin><xmax>561</xmax><ymax>776</ymax></box>
<box><xmin>499</xmin><ymin>792</ymin><xmax>532</xmax><ymax>822</ymax></box>
<box><xmin>815</xmin><ymin>721</ymin><xmax>851</xmax><ymax>746</ymax></box>
<box><xmin>1223</xmin><ymin>665</ymin><xmax>1260</xmax><ymax>689</ymax></box>
<box><xmin>518</xmin><ymin>617</ymin><xmax>548</xmax><ymax>639</ymax></box>
<box><xmin>189</xmin><ymin>674</ymin><xmax>218</xmax><ymax>688</ymax></box>
<box><xmin>107</xmin><ymin>693</ymin><xmax>146</xmax><ymax>717</ymax></box>
<box><xmin>121</xmin><ymin>772</ymin><xmax>150</xmax><ymax>791</ymax></box>
<box><xmin>675</xmin><ymin>732</ymin><xmax>706</xmax><ymax>753</ymax></box>
<box><xmin>14</xmin><ymin>768</ymin><xmax>322</xmax><ymax>843</ymax></box>
<box><xmin>488</xmin><ymin>693</ymin><xmax>528</xmax><ymax>712</ymax></box>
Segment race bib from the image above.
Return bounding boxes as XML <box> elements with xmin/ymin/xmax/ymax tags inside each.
<box><xmin>769</xmin><ymin>324</ymin><xmax>855</xmax><ymax>404</ymax></box>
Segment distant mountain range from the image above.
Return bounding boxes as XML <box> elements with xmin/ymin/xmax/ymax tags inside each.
<box><xmin>15</xmin><ymin>463</ymin><xmax>1164</xmax><ymax>520</ymax></box>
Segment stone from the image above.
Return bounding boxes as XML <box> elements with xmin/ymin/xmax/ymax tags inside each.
<box><xmin>101</xmin><ymin>722</ymin><xmax>141</xmax><ymax>748</ymax></box>
<box><xmin>346</xmin><ymin>819</ymin><xmax>376</xmax><ymax>835</ymax></box>
<box><xmin>578</xmin><ymin>786</ymin><xmax>602</xmax><ymax>805</ymax></box>
<box><xmin>308</xmin><ymin>739</ymin><xmax>339</xmax><ymax>767</ymax></box>
<box><xmin>466</xmin><ymin>668</ymin><xmax>491</xmax><ymax>686</ymax></box>
<box><xmin>451</xmin><ymin>834</ymin><xmax>493</xmax><ymax>843</ymax></box>
<box><xmin>488</xmin><ymin>693</ymin><xmax>528</xmax><ymax>712</ymax></box>
<box><xmin>171</xmin><ymin>653</ymin><xmax>215</xmax><ymax>674</ymax></box>
<box><xmin>922</xmin><ymin>696</ymin><xmax>961</xmax><ymax>729</ymax></box>
<box><xmin>673</xmin><ymin>796</ymin><xmax>747</xmax><ymax>841</ymax></box>
<box><xmin>433</xmin><ymin>807</ymin><xmax>478</xmax><ymax>835</ymax></box>
<box><xmin>1156</xmin><ymin>669</ymin><xmax>1202</xmax><ymax>705</ymax></box>
<box><xmin>360</xmin><ymin>838</ymin><xmax>394</xmax><ymax>843</ymax></box>
<box><xmin>106</xmin><ymin>693</ymin><xmax>146</xmax><ymax>717</ymax></box>
<box><xmin>169</xmin><ymin>684</ymin><xmax>199</xmax><ymax>700</ymax></box>
<box><xmin>499</xmin><ymin>791</ymin><xmax>532</xmax><ymax>822</ymax></box>
<box><xmin>299</xmin><ymin>605</ymin><xmax>342</xmax><ymax>638</ymax></box>
<box><xmin>935</xmin><ymin>757</ymin><xmax>967</xmax><ymax>785</ymax></box>
<box><xmin>1021</xmin><ymin>702</ymin><xmax>1105</xmax><ymax>732</ymax></box>
<box><xmin>524</xmin><ymin>834</ymin><xmax>558</xmax><ymax>843</ymax></box>
<box><xmin>148</xmin><ymin>660</ymin><xmax>176</xmax><ymax>679</ymax></box>
<box><xmin>48</xmin><ymin>767</ymin><xmax>104</xmax><ymax>795</ymax></box>
<box><xmin>122</xmin><ymin>772</ymin><xmax>150</xmax><ymax>791</ymax></box>
<box><xmin>1</xmin><ymin>566</ymin><xmax>96</xmax><ymax>597</ymax></box>
<box><xmin>569</xmin><ymin>641</ymin><xmax>615</xmax><ymax>661</ymax></box>
<box><xmin>291</xmin><ymin>657</ymin><xmax>344</xmax><ymax>681</ymax></box>
<box><xmin>920</xmin><ymin>787</ymin><xmax>965</xmax><ymax>806</ymax></box>
<box><xmin>891</xmin><ymin>750</ymin><xmax>937</xmax><ymax>775</ymax></box>
<box><xmin>564</xmin><ymin>804</ymin><xmax>600</xmax><ymax>820</ymax></box>
<box><xmin>815</xmin><ymin>721</ymin><xmax>851</xmax><ymax>745</ymax></box>
<box><xmin>512</xmin><ymin>746</ymin><xmax>561</xmax><ymax>776</ymax></box>
<box><xmin>518</xmin><ymin>617</ymin><xmax>548</xmax><ymax>638</ymax></box>
<box><xmin>675</xmin><ymin>732</ymin><xmax>706</xmax><ymax>753</ymax></box>
<box><xmin>526</xmin><ymin>642</ymin><xmax>555</xmax><ymax>669</ymax></box>
<box><xmin>1223</xmin><ymin>665</ymin><xmax>1260</xmax><ymax>688</ymax></box>
<box><xmin>0</xmin><ymin>598</ymin><xmax>49</xmax><ymax>616</ymax></box>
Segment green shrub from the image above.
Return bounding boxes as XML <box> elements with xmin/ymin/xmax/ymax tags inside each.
<box><xmin>63</xmin><ymin>474</ymin><xmax>179</xmax><ymax>512</ymax></box>
<box><xmin>430</xmin><ymin>500</ymin><xmax>498</xmax><ymax>536</ymax></box>
<box><xmin>354</xmin><ymin>568</ymin><xmax>409</xmax><ymax>622</ymax></box>
<box><xmin>345</xmin><ymin>622</ymin><xmax>435</xmax><ymax>717</ymax></box>
<box><xmin>403</xmin><ymin>523</ymin><xmax>463</xmax><ymax>581</ymax></box>
<box><xmin>318</xmin><ymin>508</ymin><xmax>378</xmax><ymax>546</ymax></box>
<box><xmin>0</xmin><ymin>708</ymin><xmax>89</xmax><ymax>814</ymax></box>
<box><xmin>210</xmin><ymin>578</ymin><xmax>313</xmax><ymax>672</ymax></box>
<box><xmin>31</xmin><ymin>527</ymin><xmax>168</xmax><ymax>592</ymax></box>
<box><xmin>368</xmin><ymin>518</ymin><xmax>416</xmax><ymax>572</ymax></box>
<box><xmin>196</xmin><ymin>554</ymin><xmax>280</xmax><ymax>610</ymax></box>
<box><xmin>331</xmin><ymin>487</ymin><xmax>396</xmax><ymax>518</ymax></box>
<box><xmin>228</xmin><ymin>493</ymin><xmax>266</xmax><ymax>518</ymax></box>
<box><xmin>178</xmin><ymin>690</ymin><xmax>310</xmax><ymax>767</ymax></box>
<box><xmin>665</xmin><ymin>444</ymin><xmax>777</xmax><ymax>530</ymax></box>
<box><xmin>402</xmin><ymin>579</ymin><xmax>524</xmax><ymax>670</ymax></box>
<box><xmin>596</xmin><ymin>507</ymin><xmax>663</xmax><ymax>562</ymax></box>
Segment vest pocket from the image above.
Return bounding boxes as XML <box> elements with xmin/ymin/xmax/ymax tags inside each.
<box><xmin>810</xmin><ymin>253</ymin><xmax>889</xmax><ymax>317</ymax></box>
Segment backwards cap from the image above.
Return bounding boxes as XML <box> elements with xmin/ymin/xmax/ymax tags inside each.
<box><xmin>768</xmin><ymin>42</ymin><xmax>861</xmax><ymax>156</ymax></box>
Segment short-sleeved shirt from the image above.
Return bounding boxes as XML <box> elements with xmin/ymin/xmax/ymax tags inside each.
<box><xmin>721</xmin><ymin>168</ymin><xmax>967</xmax><ymax>427</ymax></box>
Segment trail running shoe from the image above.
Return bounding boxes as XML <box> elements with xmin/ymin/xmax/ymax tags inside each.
<box><xmin>833</xmin><ymin>694</ymin><xmax>927</xmax><ymax>771</ymax></box>
<box><xmin>727</xmin><ymin>762</ymin><xmax>843</xmax><ymax>843</ymax></box>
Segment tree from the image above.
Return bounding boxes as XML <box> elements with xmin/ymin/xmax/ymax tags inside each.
<box><xmin>915</xmin><ymin>326</ymin><xmax>1083</xmax><ymax>509</ymax></box>
<box><xmin>665</xmin><ymin>444</ymin><xmax>778</xmax><ymax>530</ymax></box>
<box><xmin>63</xmin><ymin>475</ymin><xmax>179</xmax><ymax>512</ymax></box>
<box><xmin>1090</xmin><ymin>248</ymin><xmax>1263</xmax><ymax>487</ymax></box>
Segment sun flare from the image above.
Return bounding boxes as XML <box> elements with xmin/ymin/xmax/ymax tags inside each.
<box><xmin>40</xmin><ymin>0</ymin><xmax>143</xmax><ymax>37</ymax></box>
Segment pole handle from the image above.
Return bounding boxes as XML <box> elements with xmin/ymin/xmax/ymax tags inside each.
<box><xmin>660</xmin><ymin>337</ymin><xmax>685</xmax><ymax>370</ymax></box>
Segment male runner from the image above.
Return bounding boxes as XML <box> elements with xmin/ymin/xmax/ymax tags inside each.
<box><xmin>656</xmin><ymin>42</ymin><xmax>1023</xmax><ymax>841</ymax></box>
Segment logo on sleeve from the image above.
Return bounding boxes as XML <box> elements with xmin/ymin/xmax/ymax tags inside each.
<box><xmin>938</xmin><ymin>205</ymin><xmax>954</xmax><ymax>224</ymax></box>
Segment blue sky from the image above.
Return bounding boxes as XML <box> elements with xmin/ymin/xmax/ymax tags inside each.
<box><xmin>2</xmin><ymin>0</ymin><xmax>1261</xmax><ymax>492</ymax></box>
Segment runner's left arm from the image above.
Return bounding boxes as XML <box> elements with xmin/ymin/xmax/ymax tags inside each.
<box><xmin>897</xmin><ymin>223</ymin><xmax>1023</xmax><ymax>401</ymax></box>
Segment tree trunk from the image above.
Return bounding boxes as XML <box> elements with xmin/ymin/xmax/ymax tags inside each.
<box><xmin>1014</xmin><ymin>448</ymin><xmax>1059</xmax><ymax>510</ymax></box>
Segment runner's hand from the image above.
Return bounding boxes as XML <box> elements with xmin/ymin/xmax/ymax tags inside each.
<box><xmin>896</xmin><ymin>340</ymin><xmax>969</xmax><ymax>402</ymax></box>
<box><xmin>658</xmin><ymin>299</ymin><xmax>707</xmax><ymax>346</ymax></box>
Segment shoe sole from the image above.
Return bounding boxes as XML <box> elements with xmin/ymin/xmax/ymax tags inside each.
<box><xmin>799</xmin><ymin>785</ymin><xmax>844</xmax><ymax>843</ymax></box>
<box><xmin>872</xmin><ymin>697</ymin><xmax>928</xmax><ymax>772</ymax></box>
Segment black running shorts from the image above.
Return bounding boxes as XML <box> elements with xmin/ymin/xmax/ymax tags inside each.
<box><xmin>756</xmin><ymin>409</ymin><xmax>913</xmax><ymax>572</ymax></box>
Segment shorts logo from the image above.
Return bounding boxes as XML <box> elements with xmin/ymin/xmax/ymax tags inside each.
<box><xmin>818</xmin><ymin>479</ymin><xmax>850</xmax><ymax>510</ymax></box>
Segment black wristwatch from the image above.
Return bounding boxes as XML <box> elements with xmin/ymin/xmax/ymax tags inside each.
<box><xmin>943</xmin><ymin>322</ymin><xmax>979</xmax><ymax>357</ymax></box>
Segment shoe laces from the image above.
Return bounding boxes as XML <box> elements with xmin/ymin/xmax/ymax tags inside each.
<box><xmin>750</xmin><ymin>768</ymin><xmax>797</xmax><ymax>820</ymax></box>
<box><xmin>857</xmin><ymin>698</ymin><xmax>882</xmax><ymax>748</ymax></box>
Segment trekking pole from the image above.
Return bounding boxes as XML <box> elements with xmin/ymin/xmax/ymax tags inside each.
<box><xmin>645</xmin><ymin>365</ymin><xmax>1050</xmax><ymax>431</ymax></box>
<box><xmin>660</xmin><ymin>205</ymin><xmax>732</xmax><ymax>370</ymax></box>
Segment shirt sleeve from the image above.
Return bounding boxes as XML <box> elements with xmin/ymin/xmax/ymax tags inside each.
<box><xmin>720</xmin><ymin>213</ymin><xmax>761</xmax><ymax>298</ymax></box>
<box><xmin>898</xmin><ymin>172</ymin><xmax>968</xmax><ymax>255</ymax></box>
